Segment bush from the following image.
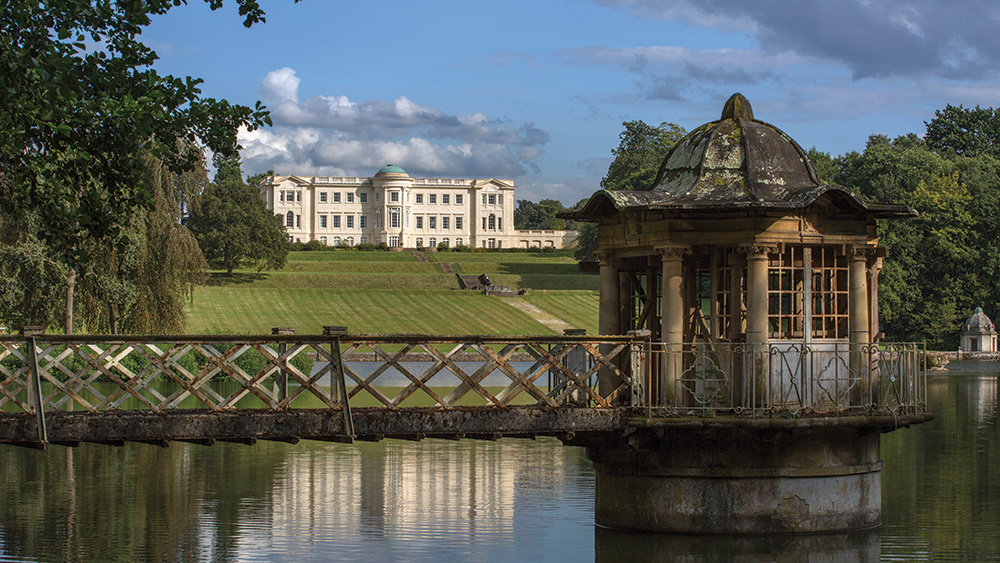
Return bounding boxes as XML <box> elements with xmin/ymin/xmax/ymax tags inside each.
<box><xmin>436</xmin><ymin>242</ymin><xmax>451</xmax><ymax>252</ymax></box>
<box><xmin>355</xmin><ymin>243</ymin><xmax>377</xmax><ymax>251</ymax></box>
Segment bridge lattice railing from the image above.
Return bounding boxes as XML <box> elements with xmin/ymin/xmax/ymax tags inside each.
<box><xmin>0</xmin><ymin>332</ymin><xmax>644</xmax><ymax>416</ymax></box>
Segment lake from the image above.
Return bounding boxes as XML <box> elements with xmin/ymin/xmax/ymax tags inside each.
<box><xmin>0</xmin><ymin>361</ymin><xmax>995</xmax><ymax>561</ymax></box>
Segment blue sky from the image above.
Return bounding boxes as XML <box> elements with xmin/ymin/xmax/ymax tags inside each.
<box><xmin>146</xmin><ymin>0</ymin><xmax>1000</xmax><ymax>204</ymax></box>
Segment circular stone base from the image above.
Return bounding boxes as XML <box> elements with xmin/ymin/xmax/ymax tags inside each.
<box><xmin>587</xmin><ymin>423</ymin><xmax>882</xmax><ymax>534</ymax></box>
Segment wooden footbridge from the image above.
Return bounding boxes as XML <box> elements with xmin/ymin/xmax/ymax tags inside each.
<box><xmin>0</xmin><ymin>327</ymin><xmax>929</xmax><ymax>449</ymax></box>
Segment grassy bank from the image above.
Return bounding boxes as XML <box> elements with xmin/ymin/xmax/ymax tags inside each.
<box><xmin>185</xmin><ymin>249</ymin><xmax>599</xmax><ymax>335</ymax></box>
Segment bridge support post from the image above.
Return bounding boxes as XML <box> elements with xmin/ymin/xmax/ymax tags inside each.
<box><xmin>587</xmin><ymin>422</ymin><xmax>882</xmax><ymax>534</ymax></box>
<box><xmin>21</xmin><ymin>326</ymin><xmax>47</xmax><ymax>446</ymax></box>
<box><xmin>272</xmin><ymin>327</ymin><xmax>295</xmax><ymax>404</ymax></box>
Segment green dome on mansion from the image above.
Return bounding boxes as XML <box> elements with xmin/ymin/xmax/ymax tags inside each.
<box><xmin>376</xmin><ymin>164</ymin><xmax>407</xmax><ymax>175</ymax></box>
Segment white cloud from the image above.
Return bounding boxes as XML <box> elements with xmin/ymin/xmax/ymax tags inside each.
<box><xmin>241</xmin><ymin>68</ymin><xmax>549</xmax><ymax>179</ymax></box>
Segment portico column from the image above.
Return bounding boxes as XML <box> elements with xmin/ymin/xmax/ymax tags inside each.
<box><xmin>657</xmin><ymin>246</ymin><xmax>689</xmax><ymax>405</ymax></box>
<box><xmin>849</xmin><ymin>246</ymin><xmax>873</xmax><ymax>404</ymax></box>
<box><xmin>597</xmin><ymin>251</ymin><xmax>621</xmax><ymax>397</ymax></box>
<box><xmin>741</xmin><ymin>244</ymin><xmax>774</xmax><ymax>407</ymax></box>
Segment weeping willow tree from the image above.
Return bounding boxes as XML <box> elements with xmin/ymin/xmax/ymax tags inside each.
<box><xmin>77</xmin><ymin>143</ymin><xmax>208</xmax><ymax>334</ymax></box>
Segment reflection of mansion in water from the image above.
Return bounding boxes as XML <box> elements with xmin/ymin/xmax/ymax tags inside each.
<box><xmin>260</xmin><ymin>165</ymin><xmax>577</xmax><ymax>250</ymax></box>
<box><xmin>268</xmin><ymin>439</ymin><xmax>584</xmax><ymax>537</ymax></box>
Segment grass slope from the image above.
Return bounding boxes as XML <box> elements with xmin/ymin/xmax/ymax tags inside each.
<box><xmin>185</xmin><ymin>249</ymin><xmax>600</xmax><ymax>335</ymax></box>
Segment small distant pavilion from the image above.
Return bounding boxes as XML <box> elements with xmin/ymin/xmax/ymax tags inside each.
<box><xmin>961</xmin><ymin>307</ymin><xmax>997</xmax><ymax>352</ymax></box>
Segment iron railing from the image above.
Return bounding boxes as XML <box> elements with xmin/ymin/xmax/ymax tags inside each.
<box><xmin>637</xmin><ymin>341</ymin><xmax>927</xmax><ymax>416</ymax></box>
<box><xmin>0</xmin><ymin>332</ymin><xmax>640</xmax><ymax>421</ymax></box>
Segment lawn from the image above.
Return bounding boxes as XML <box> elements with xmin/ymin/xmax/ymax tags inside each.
<box><xmin>186</xmin><ymin>249</ymin><xmax>600</xmax><ymax>335</ymax></box>
<box><xmin>185</xmin><ymin>288</ymin><xmax>559</xmax><ymax>335</ymax></box>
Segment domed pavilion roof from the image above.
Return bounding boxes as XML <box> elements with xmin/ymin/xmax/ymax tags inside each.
<box><xmin>563</xmin><ymin>93</ymin><xmax>916</xmax><ymax>221</ymax></box>
<box><xmin>375</xmin><ymin>164</ymin><xmax>408</xmax><ymax>176</ymax></box>
<box><xmin>962</xmin><ymin>307</ymin><xmax>997</xmax><ymax>335</ymax></box>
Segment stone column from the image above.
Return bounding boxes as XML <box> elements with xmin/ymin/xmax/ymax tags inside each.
<box><xmin>658</xmin><ymin>246</ymin><xmax>689</xmax><ymax>405</ymax></box>
<box><xmin>597</xmin><ymin>252</ymin><xmax>621</xmax><ymax>397</ymax></box>
<box><xmin>849</xmin><ymin>246</ymin><xmax>873</xmax><ymax>405</ymax></box>
<box><xmin>741</xmin><ymin>244</ymin><xmax>774</xmax><ymax>407</ymax></box>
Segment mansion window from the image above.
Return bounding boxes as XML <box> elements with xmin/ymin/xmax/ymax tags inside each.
<box><xmin>333</xmin><ymin>192</ymin><xmax>341</xmax><ymax>203</ymax></box>
<box><xmin>429</xmin><ymin>217</ymin><xmax>436</xmax><ymax>229</ymax></box>
<box><xmin>390</xmin><ymin>191</ymin><xmax>399</xmax><ymax>203</ymax></box>
<box><xmin>456</xmin><ymin>195</ymin><xmax>463</xmax><ymax>205</ymax></box>
<box><xmin>455</xmin><ymin>217</ymin><xmax>463</xmax><ymax>230</ymax></box>
<box><xmin>333</xmin><ymin>215</ymin><xmax>341</xmax><ymax>228</ymax></box>
<box><xmin>416</xmin><ymin>217</ymin><xmax>423</xmax><ymax>229</ymax></box>
<box><xmin>442</xmin><ymin>195</ymin><xmax>450</xmax><ymax>204</ymax></box>
<box><xmin>416</xmin><ymin>237</ymin><xmax>424</xmax><ymax>248</ymax></box>
<box><xmin>389</xmin><ymin>209</ymin><xmax>400</xmax><ymax>229</ymax></box>
<box><xmin>442</xmin><ymin>238</ymin><xmax>449</xmax><ymax>247</ymax></box>
<box><xmin>320</xmin><ymin>236</ymin><xmax>327</xmax><ymax>245</ymax></box>
<box><xmin>389</xmin><ymin>235</ymin><xmax>401</xmax><ymax>247</ymax></box>
<box><xmin>333</xmin><ymin>236</ymin><xmax>341</xmax><ymax>246</ymax></box>
<box><xmin>346</xmin><ymin>216</ymin><xmax>354</xmax><ymax>229</ymax></box>
<box><xmin>286</xmin><ymin>212</ymin><xmax>294</xmax><ymax>228</ymax></box>
<box><xmin>488</xmin><ymin>194</ymin><xmax>496</xmax><ymax>205</ymax></box>
<box><xmin>319</xmin><ymin>192</ymin><xmax>328</xmax><ymax>203</ymax></box>
<box><xmin>416</xmin><ymin>194</ymin><xmax>423</xmax><ymax>204</ymax></box>
<box><xmin>456</xmin><ymin>238</ymin><xmax>463</xmax><ymax>246</ymax></box>
<box><xmin>346</xmin><ymin>193</ymin><xmax>354</xmax><ymax>203</ymax></box>
<box><xmin>375</xmin><ymin>212</ymin><xmax>382</xmax><ymax>228</ymax></box>
<box><xmin>488</xmin><ymin>214</ymin><xmax>497</xmax><ymax>230</ymax></box>
<box><xmin>429</xmin><ymin>194</ymin><xmax>437</xmax><ymax>204</ymax></box>
<box><xmin>346</xmin><ymin>237</ymin><xmax>354</xmax><ymax>245</ymax></box>
<box><xmin>429</xmin><ymin>238</ymin><xmax>437</xmax><ymax>248</ymax></box>
<box><xmin>296</xmin><ymin>215</ymin><xmax>301</xmax><ymax>228</ymax></box>
<box><xmin>361</xmin><ymin>236</ymin><xmax>368</xmax><ymax>244</ymax></box>
<box><xmin>320</xmin><ymin>215</ymin><xmax>327</xmax><ymax>228</ymax></box>
<box><xmin>488</xmin><ymin>238</ymin><xmax>496</xmax><ymax>248</ymax></box>
<box><xmin>360</xmin><ymin>193</ymin><xmax>368</xmax><ymax>203</ymax></box>
<box><xmin>442</xmin><ymin>217</ymin><xmax>449</xmax><ymax>230</ymax></box>
<box><xmin>360</xmin><ymin>215</ymin><xmax>367</xmax><ymax>229</ymax></box>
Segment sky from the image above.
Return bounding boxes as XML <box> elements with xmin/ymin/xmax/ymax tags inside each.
<box><xmin>145</xmin><ymin>0</ymin><xmax>1000</xmax><ymax>205</ymax></box>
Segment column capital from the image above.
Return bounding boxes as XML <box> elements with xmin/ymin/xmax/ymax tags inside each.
<box><xmin>594</xmin><ymin>250</ymin><xmax>615</xmax><ymax>265</ymax></box>
<box><xmin>655</xmin><ymin>245</ymin><xmax>691</xmax><ymax>261</ymax></box>
<box><xmin>738</xmin><ymin>244</ymin><xmax>777</xmax><ymax>259</ymax></box>
<box><xmin>848</xmin><ymin>245</ymin><xmax>876</xmax><ymax>261</ymax></box>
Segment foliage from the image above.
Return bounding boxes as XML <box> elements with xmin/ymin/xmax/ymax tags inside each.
<box><xmin>601</xmin><ymin>120</ymin><xmax>687</xmax><ymax>192</ymax></box>
<box><xmin>925</xmin><ymin>104</ymin><xmax>1000</xmax><ymax>158</ymax></box>
<box><xmin>0</xmin><ymin>233</ymin><xmax>66</xmax><ymax>330</ymax></box>
<box><xmin>76</xmin><ymin>144</ymin><xmax>208</xmax><ymax>334</ymax></box>
<box><xmin>186</xmin><ymin>156</ymin><xmax>288</xmax><ymax>276</ymax></box>
<box><xmin>0</xmin><ymin>0</ymin><xmax>273</xmax><ymax>267</ymax></box>
<box><xmin>573</xmin><ymin>222</ymin><xmax>599</xmax><ymax>261</ymax></box>
<box><xmin>514</xmin><ymin>199</ymin><xmax>570</xmax><ymax>230</ymax></box>
<box><xmin>833</xmin><ymin>133</ymin><xmax>1000</xmax><ymax>347</ymax></box>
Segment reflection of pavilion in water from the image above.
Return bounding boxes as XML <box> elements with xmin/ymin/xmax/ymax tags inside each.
<box><xmin>269</xmin><ymin>439</ymin><xmax>585</xmax><ymax>539</ymax></box>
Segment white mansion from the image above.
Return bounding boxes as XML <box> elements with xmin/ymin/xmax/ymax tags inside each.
<box><xmin>260</xmin><ymin>165</ymin><xmax>577</xmax><ymax>250</ymax></box>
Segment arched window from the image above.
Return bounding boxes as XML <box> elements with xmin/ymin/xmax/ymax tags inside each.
<box><xmin>488</xmin><ymin>214</ymin><xmax>496</xmax><ymax>230</ymax></box>
<box><xmin>346</xmin><ymin>237</ymin><xmax>354</xmax><ymax>246</ymax></box>
<box><xmin>319</xmin><ymin>236</ymin><xmax>327</xmax><ymax>245</ymax></box>
<box><xmin>333</xmin><ymin>236</ymin><xmax>341</xmax><ymax>246</ymax></box>
<box><xmin>286</xmin><ymin>211</ymin><xmax>294</xmax><ymax>228</ymax></box>
<box><xmin>416</xmin><ymin>237</ymin><xmax>424</xmax><ymax>248</ymax></box>
<box><xmin>442</xmin><ymin>238</ymin><xmax>450</xmax><ymax>247</ymax></box>
<box><xmin>429</xmin><ymin>238</ymin><xmax>437</xmax><ymax>248</ymax></box>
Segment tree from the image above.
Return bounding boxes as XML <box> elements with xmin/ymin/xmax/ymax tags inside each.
<box><xmin>187</xmin><ymin>157</ymin><xmax>287</xmax><ymax>276</ymax></box>
<box><xmin>514</xmin><ymin>199</ymin><xmax>568</xmax><ymax>230</ymax></box>
<box><xmin>570</xmin><ymin>121</ymin><xmax>687</xmax><ymax>261</ymax></box>
<box><xmin>0</xmin><ymin>0</ymin><xmax>277</xmax><ymax>332</ymax></box>
<box><xmin>925</xmin><ymin>104</ymin><xmax>1000</xmax><ymax>158</ymax></box>
<box><xmin>601</xmin><ymin>120</ymin><xmax>687</xmax><ymax>191</ymax></box>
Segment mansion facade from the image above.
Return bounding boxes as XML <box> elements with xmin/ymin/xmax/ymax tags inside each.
<box><xmin>260</xmin><ymin>165</ymin><xmax>577</xmax><ymax>250</ymax></box>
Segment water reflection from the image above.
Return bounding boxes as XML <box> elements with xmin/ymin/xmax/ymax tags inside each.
<box><xmin>0</xmin><ymin>362</ymin><xmax>997</xmax><ymax>561</ymax></box>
